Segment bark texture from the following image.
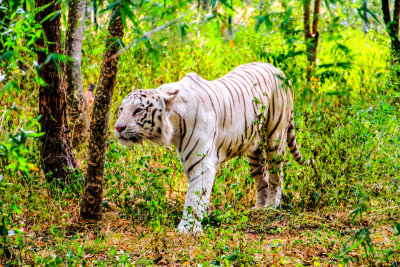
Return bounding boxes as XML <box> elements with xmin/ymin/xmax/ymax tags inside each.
<box><xmin>201</xmin><ymin>0</ymin><xmax>208</xmax><ymax>10</ymax></box>
<box><xmin>303</xmin><ymin>0</ymin><xmax>321</xmax><ymax>82</ymax></box>
<box><xmin>65</xmin><ymin>0</ymin><xmax>90</xmax><ymax>148</ymax></box>
<box><xmin>362</xmin><ymin>0</ymin><xmax>369</xmax><ymax>35</ymax></box>
<box><xmin>35</xmin><ymin>0</ymin><xmax>77</xmax><ymax>182</ymax></box>
<box><xmin>382</xmin><ymin>0</ymin><xmax>400</xmax><ymax>57</ymax></box>
<box><xmin>80</xmin><ymin>10</ymin><xmax>124</xmax><ymax>220</ymax></box>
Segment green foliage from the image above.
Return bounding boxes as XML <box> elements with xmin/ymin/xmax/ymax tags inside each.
<box><xmin>105</xmin><ymin>140</ymin><xmax>184</xmax><ymax>231</ymax></box>
<box><xmin>0</xmin><ymin>1</ymin><xmax>48</xmax><ymax>264</ymax></box>
<box><xmin>0</xmin><ymin>109</ymin><xmax>43</xmax><ymax>265</ymax></box>
<box><xmin>1</xmin><ymin>0</ymin><xmax>400</xmax><ymax>265</ymax></box>
<box><xmin>339</xmin><ymin>189</ymin><xmax>374</xmax><ymax>264</ymax></box>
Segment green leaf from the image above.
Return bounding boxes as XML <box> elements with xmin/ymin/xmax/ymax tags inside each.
<box><xmin>49</xmin><ymin>10</ymin><xmax>61</xmax><ymax>22</ymax></box>
<box><xmin>335</xmin><ymin>44</ymin><xmax>351</xmax><ymax>55</ymax></box>
<box><xmin>357</xmin><ymin>5</ymin><xmax>380</xmax><ymax>24</ymax></box>
<box><xmin>179</xmin><ymin>23</ymin><xmax>189</xmax><ymax>40</ymax></box>
<box><xmin>0</xmin><ymin>51</ymin><xmax>15</xmax><ymax>62</ymax></box>
<box><xmin>319</xmin><ymin>62</ymin><xmax>351</xmax><ymax>69</ymax></box>
<box><xmin>219</xmin><ymin>0</ymin><xmax>234</xmax><ymax>11</ymax></box>
<box><xmin>26</xmin><ymin>131</ymin><xmax>45</xmax><ymax>138</ymax></box>
<box><xmin>255</xmin><ymin>15</ymin><xmax>272</xmax><ymax>32</ymax></box>
<box><xmin>99</xmin><ymin>1</ymin><xmax>120</xmax><ymax>14</ymax></box>
<box><xmin>324</xmin><ymin>0</ymin><xmax>331</xmax><ymax>12</ymax></box>
<box><xmin>117</xmin><ymin>38</ymin><xmax>125</xmax><ymax>48</ymax></box>
<box><xmin>365</xmin><ymin>8</ymin><xmax>380</xmax><ymax>23</ymax></box>
<box><xmin>93</xmin><ymin>0</ymin><xmax>98</xmax><ymax>30</ymax></box>
<box><xmin>119</xmin><ymin>6</ymin><xmax>129</xmax><ymax>30</ymax></box>
<box><xmin>40</xmin><ymin>9</ymin><xmax>61</xmax><ymax>23</ymax></box>
<box><xmin>0</xmin><ymin>217</ymin><xmax>7</xmax><ymax>237</ymax></box>
<box><xmin>120</xmin><ymin>2</ymin><xmax>136</xmax><ymax>26</ymax></box>
<box><xmin>326</xmin><ymin>91</ymin><xmax>348</xmax><ymax>96</ymax></box>
<box><xmin>395</xmin><ymin>223</ymin><xmax>400</xmax><ymax>236</ymax></box>
<box><xmin>227</xmin><ymin>253</ymin><xmax>237</xmax><ymax>261</ymax></box>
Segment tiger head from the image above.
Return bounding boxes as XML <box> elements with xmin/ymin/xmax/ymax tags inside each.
<box><xmin>114</xmin><ymin>88</ymin><xmax>179</xmax><ymax>146</ymax></box>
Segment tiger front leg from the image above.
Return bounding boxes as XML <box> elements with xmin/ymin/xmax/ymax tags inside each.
<box><xmin>248</xmin><ymin>148</ymin><xmax>269</xmax><ymax>208</ymax></box>
<box><xmin>177</xmin><ymin>162</ymin><xmax>216</xmax><ymax>234</ymax></box>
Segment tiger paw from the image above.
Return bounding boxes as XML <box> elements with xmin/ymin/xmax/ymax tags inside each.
<box><xmin>177</xmin><ymin>219</ymin><xmax>203</xmax><ymax>234</ymax></box>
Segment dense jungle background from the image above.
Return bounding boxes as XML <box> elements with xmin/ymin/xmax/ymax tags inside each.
<box><xmin>1</xmin><ymin>0</ymin><xmax>400</xmax><ymax>265</ymax></box>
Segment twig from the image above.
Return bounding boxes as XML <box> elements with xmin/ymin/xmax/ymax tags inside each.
<box><xmin>109</xmin><ymin>9</ymin><xmax>195</xmax><ymax>61</ymax></box>
<box><xmin>369</xmin><ymin>205</ymin><xmax>400</xmax><ymax>219</ymax></box>
<box><xmin>310</xmin><ymin>157</ymin><xmax>320</xmax><ymax>181</ymax></box>
<box><xmin>259</xmin><ymin>207</ymin><xmax>292</xmax><ymax>216</ymax></box>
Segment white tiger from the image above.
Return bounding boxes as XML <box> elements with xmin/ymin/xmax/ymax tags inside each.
<box><xmin>114</xmin><ymin>62</ymin><xmax>304</xmax><ymax>233</ymax></box>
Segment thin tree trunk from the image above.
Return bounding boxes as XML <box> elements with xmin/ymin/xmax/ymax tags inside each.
<box><xmin>80</xmin><ymin>10</ymin><xmax>124</xmax><ymax>220</ymax></box>
<box><xmin>201</xmin><ymin>0</ymin><xmax>208</xmax><ymax>11</ymax></box>
<box><xmin>65</xmin><ymin>0</ymin><xmax>90</xmax><ymax>148</ymax></box>
<box><xmin>382</xmin><ymin>0</ymin><xmax>400</xmax><ymax>58</ymax></box>
<box><xmin>394</xmin><ymin>0</ymin><xmax>400</xmax><ymax>36</ymax></box>
<box><xmin>303</xmin><ymin>0</ymin><xmax>321</xmax><ymax>82</ymax></box>
<box><xmin>362</xmin><ymin>0</ymin><xmax>369</xmax><ymax>35</ymax></box>
<box><xmin>35</xmin><ymin>0</ymin><xmax>77</xmax><ymax>182</ymax></box>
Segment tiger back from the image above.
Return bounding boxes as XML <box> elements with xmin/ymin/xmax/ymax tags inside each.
<box><xmin>114</xmin><ymin>62</ymin><xmax>304</xmax><ymax>233</ymax></box>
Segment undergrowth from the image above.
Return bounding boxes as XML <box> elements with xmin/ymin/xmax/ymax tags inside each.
<box><xmin>1</xmin><ymin>7</ymin><xmax>400</xmax><ymax>266</ymax></box>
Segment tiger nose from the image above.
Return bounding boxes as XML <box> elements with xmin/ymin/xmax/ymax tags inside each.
<box><xmin>115</xmin><ymin>125</ymin><xmax>126</xmax><ymax>133</ymax></box>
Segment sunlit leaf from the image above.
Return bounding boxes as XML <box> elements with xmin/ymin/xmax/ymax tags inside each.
<box><xmin>395</xmin><ymin>223</ymin><xmax>400</xmax><ymax>236</ymax></box>
<box><xmin>40</xmin><ymin>9</ymin><xmax>61</xmax><ymax>23</ymax></box>
<box><xmin>255</xmin><ymin>15</ymin><xmax>272</xmax><ymax>32</ymax></box>
<box><xmin>99</xmin><ymin>1</ymin><xmax>120</xmax><ymax>14</ymax></box>
<box><xmin>12</xmin><ymin>204</ymin><xmax>22</xmax><ymax>214</ymax></box>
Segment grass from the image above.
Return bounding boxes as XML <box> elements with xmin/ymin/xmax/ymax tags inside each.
<box><xmin>1</xmin><ymin>10</ymin><xmax>400</xmax><ymax>266</ymax></box>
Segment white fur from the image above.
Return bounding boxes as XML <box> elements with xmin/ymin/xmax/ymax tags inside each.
<box><xmin>115</xmin><ymin>63</ymin><xmax>303</xmax><ymax>233</ymax></box>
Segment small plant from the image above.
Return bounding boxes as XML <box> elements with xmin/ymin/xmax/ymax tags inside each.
<box><xmin>0</xmin><ymin>108</ymin><xmax>43</xmax><ymax>265</ymax></box>
<box><xmin>338</xmin><ymin>190</ymin><xmax>375</xmax><ymax>264</ymax></box>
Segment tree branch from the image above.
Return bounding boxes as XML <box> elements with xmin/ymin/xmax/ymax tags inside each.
<box><xmin>312</xmin><ymin>0</ymin><xmax>321</xmax><ymax>36</ymax></box>
<box><xmin>382</xmin><ymin>0</ymin><xmax>392</xmax><ymax>25</ymax></box>
<box><xmin>65</xmin><ymin>0</ymin><xmax>89</xmax><ymax>148</ymax></box>
<box><xmin>303</xmin><ymin>0</ymin><xmax>311</xmax><ymax>39</ymax></box>
<box><xmin>394</xmin><ymin>0</ymin><xmax>400</xmax><ymax>35</ymax></box>
<box><xmin>80</xmin><ymin>9</ymin><xmax>124</xmax><ymax>220</ymax></box>
<box><xmin>109</xmin><ymin>9</ymin><xmax>194</xmax><ymax>61</ymax></box>
<box><xmin>382</xmin><ymin>0</ymin><xmax>400</xmax><ymax>54</ymax></box>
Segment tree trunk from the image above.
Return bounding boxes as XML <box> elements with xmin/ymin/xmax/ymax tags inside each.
<box><xmin>80</xmin><ymin>10</ymin><xmax>124</xmax><ymax>220</ymax></box>
<box><xmin>65</xmin><ymin>0</ymin><xmax>90</xmax><ymax>148</ymax></box>
<box><xmin>382</xmin><ymin>0</ymin><xmax>400</xmax><ymax>59</ymax></box>
<box><xmin>303</xmin><ymin>0</ymin><xmax>321</xmax><ymax>82</ymax></box>
<box><xmin>201</xmin><ymin>0</ymin><xmax>208</xmax><ymax>11</ymax></box>
<box><xmin>35</xmin><ymin>0</ymin><xmax>77</xmax><ymax>182</ymax></box>
<box><xmin>362</xmin><ymin>0</ymin><xmax>369</xmax><ymax>35</ymax></box>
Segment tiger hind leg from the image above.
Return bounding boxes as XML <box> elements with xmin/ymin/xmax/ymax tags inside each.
<box><xmin>248</xmin><ymin>146</ymin><xmax>269</xmax><ymax>208</ymax></box>
<box><xmin>261</xmin><ymin>91</ymin><xmax>290</xmax><ymax>207</ymax></box>
<box><xmin>265</xmin><ymin>148</ymin><xmax>286</xmax><ymax>207</ymax></box>
<box><xmin>264</xmin><ymin>128</ymin><xmax>288</xmax><ymax>207</ymax></box>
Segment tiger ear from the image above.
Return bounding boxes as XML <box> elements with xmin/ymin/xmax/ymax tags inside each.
<box><xmin>163</xmin><ymin>89</ymin><xmax>179</xmax><ymax>110</ymax></box>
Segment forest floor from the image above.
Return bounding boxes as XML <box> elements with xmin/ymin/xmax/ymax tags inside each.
<box><xmin>9</xmin><ymin>206</ymin><xmax>400</xmax><ymax>266</ymax></box>
<box><xmin>4</xmin><ymin>163</ymin><xmax>400</xmax><ymax>266</ymax></box>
